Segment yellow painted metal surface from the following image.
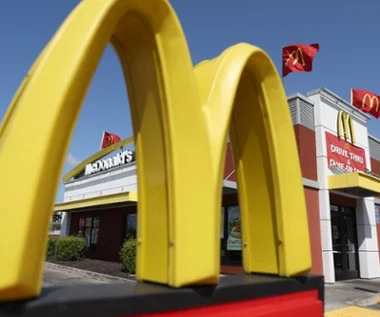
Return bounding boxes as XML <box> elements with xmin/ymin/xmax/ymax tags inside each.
<box><xmin>194</xmin><ymin>44</ymin><xmax>310</xmax><ymax>276</ymax></box>
<box><xmin>0</xmin><ymin>0</ymin><xmax>214</xmax><ymax>299</ymax></box>
<box><xmin>0</xmin><ymin>42</ymin><xmax>52</xmax><ymax>140</ymax></box>
<box><xmin>0</xmin><ymin>0</ymin><xmax>310</xmax><ymax>301</ymax></box>
<box><xmin>62</xmin><ymin>136</ymin><xmax>134</xmax><ymax>182</ymax></box>
<box><xmin>325</xmin><ymin>306</ymin><xmax>380</xmax><ymax>317</ymax></box>
<box><xmin>329</xmin><ymin>172</ymin><xmax>380</xmax><ymax>192</ymax></box>
<box><xmin>53</xmin><ymin>192</ymin><xmax>137</xmax><ymax>212</ymax></box>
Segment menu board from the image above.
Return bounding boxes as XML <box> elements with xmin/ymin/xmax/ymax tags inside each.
<box><xmin>227</xmin><ymin>206</ymin><xmax>241</xmax><ymax>250</ymax></box>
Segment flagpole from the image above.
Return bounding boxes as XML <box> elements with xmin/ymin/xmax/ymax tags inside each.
<box><xmin>281</xmin><ymin>46</ymin><xmax>285</xmax><ymax>89</ymax></box>
<box><xmin>100</xmin><ymin>131</ymin><xmax>105</xmax><ymax>150</ymax></box>
<box><xmin>350</xmin><ymin>88</ymin><xmax>353</xmax><ymax>104</ymax></box>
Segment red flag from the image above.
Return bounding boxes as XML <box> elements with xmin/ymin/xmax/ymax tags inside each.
<box><xmin>100</xmin><ymin>131</ymin><xmax>121</xmax><ymax>149</ymax></box>
<box><xmin>351</xmin><ymin>89</ymin><xmax>380</xmax><ymax>118</ymax></box>
<box><xmin>282</xmin><ymin>43</ymin><xmax>319</xmax><ymax>77</ymax></box>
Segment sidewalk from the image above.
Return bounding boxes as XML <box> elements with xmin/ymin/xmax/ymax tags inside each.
<box><xmin>43</xmin><ymin>264</ymin><xmax>107</xmax><ymax>287</ymax></box>
<box><xmin>44</xmin><ymin>262</ymin><xmax>134</xmax><ymax>285</ymax></box>
<box><xmin>325</xmin><ymin>279</ymin><xmax>380</xmax><ymax>312</ymax></box>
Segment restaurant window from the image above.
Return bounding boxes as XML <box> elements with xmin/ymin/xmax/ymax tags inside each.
<box><xmin>226</xmin><ymin>205</ymin><xmax>242</xmax><ymax>263</ymax></box>
<box><xmin>125</xmin><ymin>213</ymin><xmax>137</xmax><ymax>240</ymax></box>
<box><xmin>78</xmin><ymin>216</ymin><xmax>100</xmax><ymax>249</ymax></box>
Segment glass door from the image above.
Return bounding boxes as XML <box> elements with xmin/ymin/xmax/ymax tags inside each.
<box><xmin>331</xmin><ymin>205</ymin><xmax>359</xmax><ymax>280</ymax></box>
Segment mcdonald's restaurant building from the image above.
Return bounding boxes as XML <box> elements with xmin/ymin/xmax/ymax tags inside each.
<box><xmin>56</xmin><ymin>87</ymin><xmax>380</xmax><ymax>283</ymax></box>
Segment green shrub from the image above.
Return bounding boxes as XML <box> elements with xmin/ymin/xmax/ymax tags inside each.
<box><xmin>46</xmin><ymin>237</ymin><xmax>58</xmax><ymax>256</ymax></box>
<box><xmin>120</xmin><ymin>238</ymin><xmax>137</xmax><ymax>274</ymax></box>
<box><xmin>55</xmin><ymin>236</ymin><xmax>86</xmax><ymax>261</ymax></box>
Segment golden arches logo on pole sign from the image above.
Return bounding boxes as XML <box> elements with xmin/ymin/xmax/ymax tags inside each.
<box><xmin>285</xmin><ymin>47</ymin><xmax>305</xmax><ymax>67</ymax></box>
<box><xmin>337</xmin><ymin>110</ymin><xmax>356</xmax><ymax>144</ymax></box>
<box><xmin>362</xmin><ymin>93</ymin><xmax>380</xmax><ymax>112</ymax></box>
<box><xmin>0</xmin><ymin>0</ymin><xmax>311</xmax><ymax>301</ymax></box>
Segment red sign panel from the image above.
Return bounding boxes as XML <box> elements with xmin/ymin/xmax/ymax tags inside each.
<box><xmin>325</xmin><ymin>131</ymin><xmax>366</xmax><ymax>172</ymax></box>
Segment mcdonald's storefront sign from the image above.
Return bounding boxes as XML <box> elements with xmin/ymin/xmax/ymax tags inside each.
<box><xmin>330</xmin><ymin>111</ymin><xmax>366</xmax><ymax>171</ymax></box>
<box><xmin>84</xmin><ymin>149</ymin><xmax>135</xmax><ymax>176</ymax></box>
<box><xmin>326</xmin><ymin>131</ymin><xmax>366</xmax><ymax>172</ymax></box>
<box><xmin>337</xmin><ymin>111</ymin><xmax>356</xmax><ymax>144</ymax></box>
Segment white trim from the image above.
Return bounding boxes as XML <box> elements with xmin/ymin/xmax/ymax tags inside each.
<box><xmin>223</xmin><ymin>178</ymin><xmax>319</xmax><ymax>190</ymax></box>
<box><xmin>287</xmin><ymin>92</ymin><xmax>313</xmax><ymax>103</ymax></box>
<box><xmin>223</xmin><ymin>180</ymin><xmax>237</xmax><ymax>189</ymax></box>
<box><xmin>375</xmin><ymin>198</ymin><xmax>380</xmax><ymax>205</ymax></box>
<box><xmin>302</xmin><ymin>178</ymin><xmax>320</xmax><ymax>190</ymax></box>
<box><xmin>307</xmin><ymin>88</ymin><xmax>371</xmax><ymax>122</ymax></box>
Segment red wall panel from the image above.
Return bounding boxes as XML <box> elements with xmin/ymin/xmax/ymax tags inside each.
<box><xmin>293</xmin><ymin>125</ymin><xmax>318</xmax><ymax>181</ymax></box>
<box><xmin>304</xmin><ymin>187</ymin><xmax>323</xmax><ymax>275</ymax></box>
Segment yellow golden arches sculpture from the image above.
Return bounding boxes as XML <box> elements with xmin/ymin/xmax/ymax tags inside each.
<box><xmin>0</xmin><ymin>0</ymin><xmax>311</xmax><ymax>301</ymax></box>
<box><xmin>194</xmin><ymin>44</ymin><xmax>310</xmax><ymax>275</ymax></box>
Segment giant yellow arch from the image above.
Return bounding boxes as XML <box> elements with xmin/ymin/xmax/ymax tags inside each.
<box><xmin>195</xmin><ymin>44</ymin><xmax>310</xmax><ymax>276</ymax></box>
<box><xmin>0</xmin><ymin>0</ymin><xmax>310</xmax><ymax>301</ymax></box>
<box><xmin>0</xmin><ymin>0</ymin><xmax>214</xmax><ymax>300</ymax></box>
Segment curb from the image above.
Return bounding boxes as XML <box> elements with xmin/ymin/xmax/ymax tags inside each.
<box><xmin>45</xmin><ymin>262</ymin><xmax>135</xmax><ymax>284</ymax></box>
<box><xmin>347</xmin><ymin>294</ymin><xmax>380</xmax><ymax>307</ymax></box>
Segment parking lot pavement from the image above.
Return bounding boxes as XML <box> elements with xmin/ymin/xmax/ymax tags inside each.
<box><xmin>325</xmin><ymin>279</ymin><xmax>380</xmax><ymax>312</ymax></box>
<box><xmin>43</xmin><ymin>265</ymin><xmax>107</xmax><ymax>287</ymax></box>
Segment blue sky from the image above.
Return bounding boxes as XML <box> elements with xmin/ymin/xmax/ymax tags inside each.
<box><xmin>1</xmin><ymin>0</ymin><xmax>380</xmax><ymax>202</ymax></box>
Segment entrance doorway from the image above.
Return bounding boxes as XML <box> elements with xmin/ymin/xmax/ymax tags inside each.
<box><xmin>331</xmin><ymin>205</ymin><xmax>359</xmax><ymax>280</ymax></box>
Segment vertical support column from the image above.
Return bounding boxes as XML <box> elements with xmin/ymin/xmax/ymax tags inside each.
<box><xmin>356</xmin><ymin>197</ymin><xmax>380</xmax><ymax>279</ymax></box>
<box><xmin>318</xmin><ymin>189</ymin><xmax>335</xmax><ymax>283</ymax></box>
<box><xmin>60</xmin><ymin>212</ymin><xmax>71</xmax><ymax>237</ymax></box>
<box><xmin>310</xmin><ymin>92</ymin><xmax>336</xmax><ymax>283</ymax></box>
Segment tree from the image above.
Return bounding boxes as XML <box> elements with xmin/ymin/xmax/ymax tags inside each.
<box><xmin>52</xmin><ymin>211</ymin><xmax>61</xmax><ymax>223</ymax></box>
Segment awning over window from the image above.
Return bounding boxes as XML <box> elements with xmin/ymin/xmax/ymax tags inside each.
<box><xmin>54</xmin><ymin>191</ymin><xmax>137</xmax><ymax>212</ymax></box>
<box><xmin>328</xmin><ymin>172</ymin><xmax>380</xmax><ymax>198</ymax></box>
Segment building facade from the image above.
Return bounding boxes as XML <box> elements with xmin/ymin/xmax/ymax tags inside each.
<box><xmin>57</xmin><ymin>87</ymin><xmax>380</xmax><ymax>283</ymax></box>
